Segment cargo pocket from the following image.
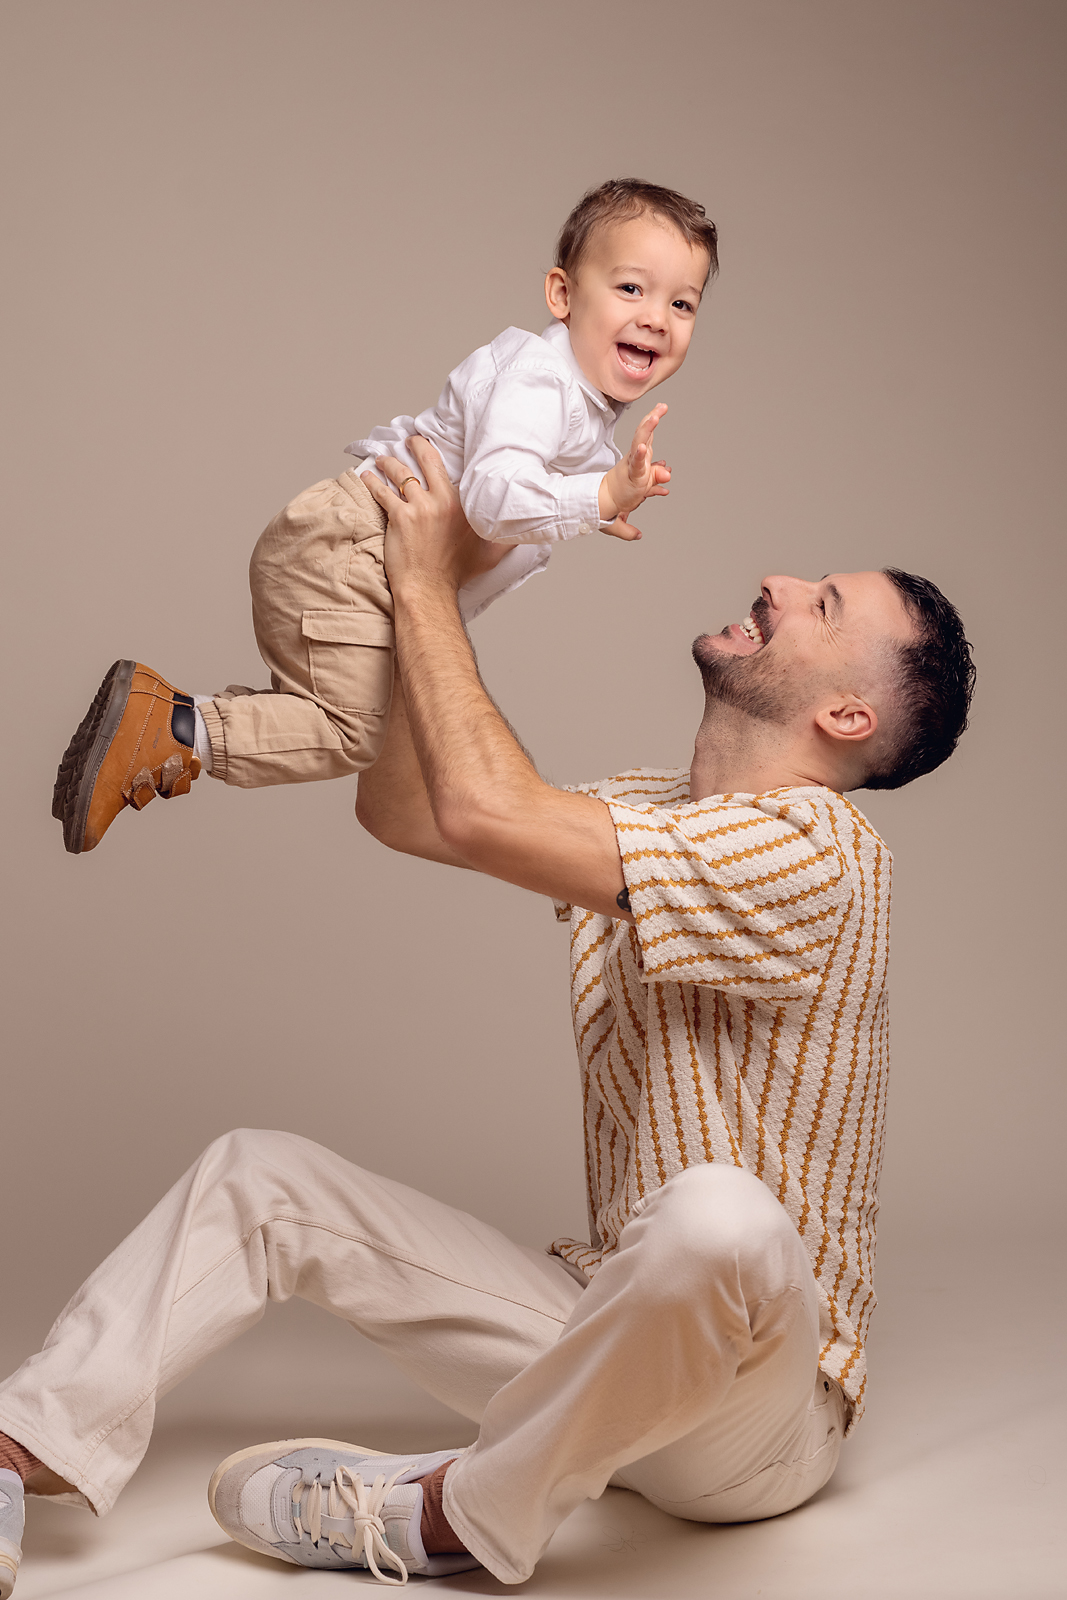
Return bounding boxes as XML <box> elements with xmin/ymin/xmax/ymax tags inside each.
<box><xmin>302</xmin><ymin>609</ymin><xmax>395</xmax><ymax>715</ymax></box>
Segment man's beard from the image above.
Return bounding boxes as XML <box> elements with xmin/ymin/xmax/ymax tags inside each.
<box><xmin>691</xmin><ymin>602</ymin><xmax>799</xmax><ymax>727</ymax></box>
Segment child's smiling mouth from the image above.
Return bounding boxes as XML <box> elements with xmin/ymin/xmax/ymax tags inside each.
<box><xmin>616</xmin><ymin>342</ymin><xmax>657</xmax><ymax>375</ymax></box>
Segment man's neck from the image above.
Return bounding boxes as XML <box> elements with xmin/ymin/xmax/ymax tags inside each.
<box><xmin>688</xmin><ymin>704</ymin><xmax>831</xmax><ymax>801</ymax></box>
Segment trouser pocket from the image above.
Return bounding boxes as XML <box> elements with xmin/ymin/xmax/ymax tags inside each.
<box><xmin>301</xmin><ymin>609</ymin><xmax>395</xmax><ymax>715</ymax></box>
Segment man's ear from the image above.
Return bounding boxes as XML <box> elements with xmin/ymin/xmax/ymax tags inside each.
<box><xmin>544</xmin><ymin>267</ymin><xmax>572</xmax><ymax>323</ymax></box>
<box><xmin>815</xmin><ymin>695</ymin><xmax>878</xmax><ymax>745</ymax></box>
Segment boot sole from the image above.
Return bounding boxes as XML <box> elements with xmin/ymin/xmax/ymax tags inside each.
<box><xmin>52</xmin><ymin>660</ymin><xmax>136</xmax><ymax>854</ymax></box>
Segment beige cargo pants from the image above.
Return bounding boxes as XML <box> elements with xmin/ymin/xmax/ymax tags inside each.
<box><xmin>198</xmin><ymin>469</ymin><xmax>394</xmax><ymax>787</ymax></box>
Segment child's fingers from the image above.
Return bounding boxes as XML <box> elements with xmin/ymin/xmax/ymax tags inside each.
<box><xmin>603</xmin><ymin>514</ymin><xmax>643</xmax><ymax>541</ymax></box>
<box><xmin>636</xmin><ymin>402</ymin><xmax>668</xmax><ymax>443</ymax></box>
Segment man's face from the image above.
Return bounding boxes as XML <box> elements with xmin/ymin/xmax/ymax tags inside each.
<box><xmin>547</xmin><ymin>215</ymin><xmax>709</xmax><ymax>404</ymax></box>
<box><xmin>692</xmin><ymin>571</ymin><xmax>915</xmax><ymax>726</ymax></box>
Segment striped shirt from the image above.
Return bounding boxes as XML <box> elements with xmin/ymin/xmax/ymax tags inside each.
<box><xmin>550</xmin><ymin>769</ymin><xmax>891</xmax><ymax>1428</ymax></box>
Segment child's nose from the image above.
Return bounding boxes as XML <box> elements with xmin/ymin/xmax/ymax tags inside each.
<box><xmin>637</xmin><ymin>300</ymin><xmax>669</xmax><ymax>334</ymax></box>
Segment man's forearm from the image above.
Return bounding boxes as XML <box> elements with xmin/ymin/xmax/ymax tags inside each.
<box><xmin>355</xmin><ymin>675</ymin><xmax>467</xmax><ymax>866</ymax></box>
<box><xmin>391</xmin><ymin>576</ymin><xmax>541</xmax><ymax>852</ymax></box>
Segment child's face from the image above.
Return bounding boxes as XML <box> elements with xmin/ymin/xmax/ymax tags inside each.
<box><xmin>545</xmin><ymin>214</ymin><xmax>709</xmax><ymax>404</ymax></box>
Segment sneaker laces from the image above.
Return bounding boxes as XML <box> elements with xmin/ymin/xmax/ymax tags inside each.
<box><xmin>290</xmin><ymin>1463</ymin><xmax>414</xmax><ymax>1586</ymax></box>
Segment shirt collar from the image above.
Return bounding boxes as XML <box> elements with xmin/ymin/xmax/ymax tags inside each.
<box><xmin>541</xmin><ymin>321</ymin><xmax>629</xmax><ymax>420</ymax></box>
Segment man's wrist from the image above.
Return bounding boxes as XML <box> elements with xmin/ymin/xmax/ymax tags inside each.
<box><xmin>390</xmin><ymin>568</ymin><xmax>464</xmax><ymax>621</ymax></box>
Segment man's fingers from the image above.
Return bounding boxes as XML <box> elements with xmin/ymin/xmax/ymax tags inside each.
<box><xmin>407</xmin><ymin>435</ymin><xmax>452</xmax><ymax>489</ymax></box>
<box><xmin>370</xmin><ymin>453</ymin><xmax>425</xmax><ymax>495</ymax></box>
<box><xmin>359</xmin><ymin>470</ymin><xmax>393</xmax><ymax>510</ymax></box>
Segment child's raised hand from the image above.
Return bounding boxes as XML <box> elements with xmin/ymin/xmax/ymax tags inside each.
<box><xmin>598</xmin><ymin>403</ymin><xmax>671</xmax><ymax>540</ymax></box>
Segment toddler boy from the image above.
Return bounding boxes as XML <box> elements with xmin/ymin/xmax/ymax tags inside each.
<box><xmin>53</xmin><ymin>178</ymin><xmax>717</xmax><ymax>854</ymax></box>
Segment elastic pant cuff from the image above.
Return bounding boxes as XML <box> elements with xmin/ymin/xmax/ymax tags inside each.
<box><xmin>197</xmin><ymin>699</ymin><xmax>228</xmax><ymax>783</ymax></box>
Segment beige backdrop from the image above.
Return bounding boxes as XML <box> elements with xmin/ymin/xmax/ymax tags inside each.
<box><xmin>1</xmin><ymin>0</ymin><xmax>1063</xmax><ymax>1420</ymax></box>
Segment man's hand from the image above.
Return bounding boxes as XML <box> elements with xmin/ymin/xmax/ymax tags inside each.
<box><xmin>361</xmin><ymin>437</ymin><xmax>509</xmax><ymax>596</ymax></box>
<box><xmin>597</xmin><ymin>402</ymin><xmax>671</xmax><ymax>540</ymax></box>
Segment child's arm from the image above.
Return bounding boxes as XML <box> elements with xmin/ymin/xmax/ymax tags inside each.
<box><xmin>459</xmin><ymin>369</ymin><xmax>604</xmax><ymax>545</ymax></box>
<box><xmin>597</xmin><ymin>404</ymin><xmax>671</xmax><ymax>541</ymax></box>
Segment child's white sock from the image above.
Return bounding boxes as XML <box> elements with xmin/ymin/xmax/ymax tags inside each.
<box><xmin>192</xmin><ymin>696</ymin><xmax>214</xmax><ymax>772</ymax></box>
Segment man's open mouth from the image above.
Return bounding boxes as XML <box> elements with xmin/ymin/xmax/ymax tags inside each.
<box><xmin>739</xmin><ymin>614</ymin><xmax>765</xmax><ymax>647</ymax></box>
<box><xmin>616</xmin><ymin>342</ymin><xmax>657</xmax><ymax>374</ymax></box>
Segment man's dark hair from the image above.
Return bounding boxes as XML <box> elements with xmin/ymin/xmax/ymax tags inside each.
<box><xmin>555</xmin><ymin>179</ymin><xmax>719</xmax><ymax>288</ymax></box>
<box><xmin>862</xmin><ymin>569</ymin><xmax>976</xmax><ymax>790</ymax></box>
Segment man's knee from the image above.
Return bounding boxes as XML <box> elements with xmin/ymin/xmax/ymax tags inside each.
<box><xmin>196</xmin><ymin>1128</ymin><xmax>327</xmax><ymax>1197</ymax></box>
<box><xmin>626</xmin><ymin>1164</ymin><xmax>806</xmax><ymax>1295</ymax></box>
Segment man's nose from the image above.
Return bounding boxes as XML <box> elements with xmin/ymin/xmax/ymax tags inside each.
<box><xmin>760</xmin><ymin>575</ymin><xmax>812</xmax><ymax>610</ymax></box>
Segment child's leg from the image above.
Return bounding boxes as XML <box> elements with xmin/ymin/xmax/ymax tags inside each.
<box><xmin>199</xmin><ymin>468</ymin><xmax>394</xmax><ymax>787</ymax></box>
<box><xmin>53</xmin><ymin>469</ymin><xmax>396</xmax><ymax>853</ymax></box>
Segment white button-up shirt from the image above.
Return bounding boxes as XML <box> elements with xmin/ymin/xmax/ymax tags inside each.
<box><xmin>346</xmin><ymin>321</ymin><xmax>628</xmax><ymax>620</ymax></box>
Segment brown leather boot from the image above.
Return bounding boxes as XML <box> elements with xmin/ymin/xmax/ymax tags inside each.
<box><xmin>53</xmin><ymin>660</ymin><xmax>202</xmax><ymax>854</ymax></box>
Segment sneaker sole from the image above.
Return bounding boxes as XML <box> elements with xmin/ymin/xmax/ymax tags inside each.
<box><xmin>52</xmin><ymin>660</ymin><xmax>136</xmax><ymax>854</ymax></box>
<box><xmin>207</xmin><ymin>1437</ymin><xmax>387</xmax><ymax>1555</ymax></box>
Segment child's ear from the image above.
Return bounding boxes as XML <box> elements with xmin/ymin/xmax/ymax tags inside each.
<box><xmin>544</xmin><ymin>268</ymin><xmax>572</xmax><ymax>323</ymax></box>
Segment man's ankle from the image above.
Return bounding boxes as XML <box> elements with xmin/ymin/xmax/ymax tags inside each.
<box><xmin>0</xmin><ymin>1433</ymin><xmax>42</xmax><ymax>1484</ymax></box>
<box><xmin>416</xmin><ymin>1459</ymin><xmax>467</xmax><ymax>1555</ymax></box>
<box><xmin>24</xmin><ymin>1464</ymin><xmax>76</xmax><ymax>1497</ymax></box>
<box><xmin>0</xmin><ymin>1432</ymin><xmax>75</xmax><ymax>1496</ymax></box>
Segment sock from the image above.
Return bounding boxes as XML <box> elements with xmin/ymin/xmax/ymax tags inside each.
<box><xmin>417</xmin><ymin>1460</ymin><xmax>467</xmax><ymax>1555</ymax></box>
<box><xmin>192</xmin><ymin>697</ymin><xmax>214</xmax><ymax>772</ymax></box>
<box><xmin>0</xmin><ymin>1433</ymin><xmax>43</xmax><ymax>1482</ymax></box>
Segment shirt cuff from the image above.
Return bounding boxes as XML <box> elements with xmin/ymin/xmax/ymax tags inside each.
<box><xmin>557</xmin><ymin>472</ymin><xmax>606</xmax><ymax>538</ymax></box>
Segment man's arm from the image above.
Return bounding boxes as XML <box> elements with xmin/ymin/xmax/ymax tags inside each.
<box><xmin>355</xmin><ymin>674</ymin><xmax>466</xmax><ymax>867</ymax></box>
<box><xmin>360</xmin><ymin>439</ymin><xmax>633</xmax><ymax>922</ymax></box>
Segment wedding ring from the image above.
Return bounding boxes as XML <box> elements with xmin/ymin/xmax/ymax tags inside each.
<box><xmin>398</xmin><ymin>476</ymin><xmax>419</xmax><ymax>496</ymax></box>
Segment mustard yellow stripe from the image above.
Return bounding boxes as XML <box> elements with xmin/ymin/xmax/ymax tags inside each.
<box><xmin>632</xmin><ymin>873</ymin><xmax>844</xmax><ymax>923</ymax></box>
<box><xmin>755</xmin><ymin>1006</ymin><xmax>786</xmax><ymax>1182</ymax></box>
<box><xmin>638</xmin><ymin>905</ymin><xmax>839</xmax><ymax>952</ymax></box>
<box><xmin>710</xmin><ymin>995</ymin><xmax>741</xmax><ymax>1165</ymax></box>
<box><xmin>797</xmin><ymin>815</ymin><xmax>865</xmax><ymax>1233</ymax></box>
<box><xmin>685</xmin><ymin>987</ymin><xmax>715</xmax><ymax>1164</ymax></box>
<box><xmin>655</xmin><ymin>984</ymin><xmax>689</xmax><ymax>1167</ymax></box>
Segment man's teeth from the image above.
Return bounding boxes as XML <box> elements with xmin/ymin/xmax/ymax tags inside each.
<box><xmin>739</xmin><ymin>616</ymin><xmax>765</xmax><ymax>645</ymax></box>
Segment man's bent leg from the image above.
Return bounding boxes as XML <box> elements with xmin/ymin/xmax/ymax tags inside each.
<box><xmin>444</xmin><ymin>1164</ymin><xmax>841</xmax><ymax>1584</ymax></box>
<box><xmin>0</xmin><ymin>1129</ymin><xmax>581</xmax><ymax>1516</ymax></box>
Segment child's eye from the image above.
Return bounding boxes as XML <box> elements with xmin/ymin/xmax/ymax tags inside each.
<box><xmin>618</xmin><ymin>283</ymin><xmax>641</xmax><ymax>296</ymax></box>
<box><xmin>672</xmin><ymin>299</ymin><xmax>695</xmax><ymax>313</ymax></box>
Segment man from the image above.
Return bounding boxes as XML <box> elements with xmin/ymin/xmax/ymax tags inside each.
<box><xmin>0</xmin><ymin>440</ymin><xmax>974</xmax><ymax>1593</ymax></box>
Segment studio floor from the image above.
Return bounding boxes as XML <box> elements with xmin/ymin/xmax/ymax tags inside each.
<box><xmin>12</xmin><ymin>1237</ymin><xmax>1065</xmax><ymax>1600</ymax></box>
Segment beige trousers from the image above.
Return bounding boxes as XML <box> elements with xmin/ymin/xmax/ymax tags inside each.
<box><xmin>0</xmin><ymin>1131</ymin><xmax>845</xmax><ymax>1584</ymax></box>
<box><xmin>199</xmin><ymin>470</ymin><xmax>395</xmax><ymax>787</ymax></box>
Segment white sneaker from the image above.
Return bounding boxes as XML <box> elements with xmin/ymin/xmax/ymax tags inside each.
<box><xmin>0</xmin><ymin>1470</ymin><xmax>23</xmax><ymax>1600</ymax></box>
<box><xmin>208</xmin><ymin>1438</ymin><xmax>480</xmax><ymax>1586</ymax></box>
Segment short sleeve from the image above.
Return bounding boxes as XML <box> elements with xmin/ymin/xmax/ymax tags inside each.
<box><xmin>607</xmin><ymin>793</ymin><xmax>851</xmax><ymax>998</ymax></box>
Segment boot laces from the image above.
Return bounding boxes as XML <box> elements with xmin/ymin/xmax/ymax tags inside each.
<box><xmin>290</xmin><ymin>1463</ymin><xmax>414</xmax><ymax>1586</ymax></box>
